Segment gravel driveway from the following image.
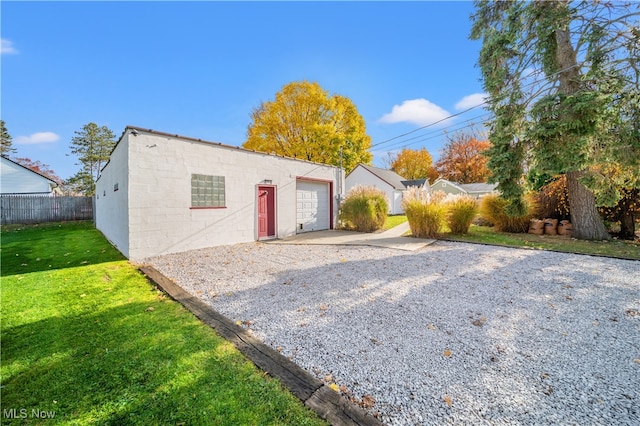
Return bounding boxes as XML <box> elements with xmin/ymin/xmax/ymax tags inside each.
<box><xmin>146</xmin><ymin>241</ymin><xmax>640</xmax><ymax>425</ymax></box>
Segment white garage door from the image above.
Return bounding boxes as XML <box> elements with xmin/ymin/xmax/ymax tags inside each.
<box><xmin>296</xmin><ymin>180</ymin><xmax>330</xmax><ymax>233</ymax></box>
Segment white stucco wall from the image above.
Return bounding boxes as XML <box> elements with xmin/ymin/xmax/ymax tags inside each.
<box><xmin>345</xmin><ymin>166</ymin><xmax>402</xmax><ymax>215</ymax></box>
<box><xmin>0</xmin><ymin>157</ymin><xmax>56</xmax><ymax>194</ymax></box>
<box><xmin>97</xmin><ymin>129</ymin><xmax>341</xmax><ymax>260</ymax></box>
<box><xmin>95</xmin><ymin>133</ymin><xmax>130</xmax><ymax>258</ymax></box>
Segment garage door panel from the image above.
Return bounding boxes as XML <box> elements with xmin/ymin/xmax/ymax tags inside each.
<box><xmin>296</xmin><ymin>180</ymin><xmax>329</xmax><ymax>233</ymax></box>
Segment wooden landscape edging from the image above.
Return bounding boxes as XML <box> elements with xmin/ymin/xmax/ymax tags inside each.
<box><xmin>139</xmin><ymin>265</ymin><xmax>384</xmax><ymax>426</ymax></box>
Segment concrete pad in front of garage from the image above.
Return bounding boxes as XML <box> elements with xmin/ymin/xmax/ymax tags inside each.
<box><xmin>268</xmin><ymin>222</ymin><xmax>436</xmax><ymax>251</ymax></box>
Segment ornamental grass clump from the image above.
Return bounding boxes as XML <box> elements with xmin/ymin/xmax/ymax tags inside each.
<box><xmin>339</xmin><ymin>185</ymin><xmax>388</xmax><ymax>232</ymax></box>
<box><xmin>446</xmin><ymin>195</ymin><xmax>479</xmax><ymax>234</ymax></box>
<box><xmin>479</xmin><ymin>194</ymin><xmax>537</xmax><ymax>233</ymax></box>
<box><xmin>402</xmin><ymin>186</ymin><xmax>447</xmax><ymax>238</ymax></box>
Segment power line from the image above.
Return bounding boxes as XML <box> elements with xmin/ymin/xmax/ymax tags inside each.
<box><xmin>376</xmin><ymin>112</ymin><xmax>490</xmax><ymax>147</ymax></box>
<box><xmin>374</xmin><ymin>113</ymin><xmax>493</xmax><ymax>153</ymax></box>
<box><xmin>370</xmin><ymin>63</ymin><xmax>582</xmax><ymax>151</ymax></box>
<box><xmin>374</xmin><ymin>112</ymin><xmax>492</xmax><ymax>152</ymax></box>
<box><xmin>379</xmin><ymin>60</ymin><xmax>637</xmax><ymax>154</ymax></box>
<box><xmin>370</xmin><ymin>102</ymin><xmax>488</xmax><ymax>148</ymax></box>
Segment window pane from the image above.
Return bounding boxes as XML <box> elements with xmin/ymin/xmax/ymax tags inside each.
<box><xmin>191</xmin><ymin>173</ymin><xmax>225</xmax><ymax>207</ymax></box>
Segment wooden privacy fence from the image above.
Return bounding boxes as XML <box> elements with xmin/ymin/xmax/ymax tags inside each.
<box><xmin>1</xmin><ymin>195</ymin><xmax>94</xmax><ymax>225</ymax></box>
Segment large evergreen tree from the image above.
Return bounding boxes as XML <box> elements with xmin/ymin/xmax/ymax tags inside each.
<box><xmin>68</xmin><ymin>122</ymin><xmax>116</xmax><ymax>196</ymax></box>
<box><xmin>1</xmin><ymin>120</ymin><xmax>16</xmax><ymax>157</ymax></box>
<box><xmin>243</xmin><ymin>81</ymin><xmax>372</xmax><ymax>172</ymax></box>
<box><xmin>471</xmin><ymin>0</ymin><xmax>640</xmax><ymax>240</ymax></box>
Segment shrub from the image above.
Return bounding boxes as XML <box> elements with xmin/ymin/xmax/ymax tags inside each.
<box><xmin>339</xmin><ymin>185</ymin><xmax>388</xmax><ymax>232</ymax></box>
<box><xmin>446</xmin><ymin>196</ymin><xmax>479</xmax><ymax>234</ymax></box>
<box><xmin>535</xmin><ymin>175</ymin><xmax>570</xmax><ymax>220</ymax></box>
<box><xmin>402</xmin><ymin>187</ymin><xmax>447</xmax><ymax>238</ymax></box>
<box><xmin>479</xmin><ymin>194</ymin><xmax>537</xmax><ymax>233</ymax></box>
<box><xmin>472</xmin><ymin>215</ymin><xmax>494</xmax><ymax>227</ymax></box>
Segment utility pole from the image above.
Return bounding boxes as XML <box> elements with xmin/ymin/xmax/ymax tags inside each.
<box><xmin>339</xmin><ymin>146</ymin><xmax>344</xmax><ymax>203</ymax></box>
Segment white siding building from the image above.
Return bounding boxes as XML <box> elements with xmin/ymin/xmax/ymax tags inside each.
<box><xmin>345</xmin><ymin>164</ymin><xmax>426</xmax><ymax>215</ymax></box>
<box><xmin>95</xmin><ymin>127</ymin><xmax>342</xmax><ymax>261</ymax></box>
<box><xmin>431</xmin><ymin>178</ymin><xmax>498</xmax><ymax>198</ymax></box>
<box><xmin>0</xmin><ymin>156</ymin><xmax>59</xmax><ymax>195</ymax></box>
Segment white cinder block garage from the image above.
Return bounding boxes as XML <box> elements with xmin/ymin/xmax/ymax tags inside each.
<box><xmin>95</xmin><ymin>126</ymin><xmax>342</xmax><ymax>260</ymax></box>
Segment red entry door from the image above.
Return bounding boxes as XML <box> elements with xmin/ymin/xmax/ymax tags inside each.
<box><xmin>258</xmin><ymin>186</ymin><xmax>276</xmax><ymax>239</ymax></box>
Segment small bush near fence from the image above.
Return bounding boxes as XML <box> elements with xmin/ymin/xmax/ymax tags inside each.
<box><xmin>1</xmin><ymin>195</ymin><xmax>94</xmax><ymax>225</ymax></box>
<box><xmin>339</xmin><ymin>185</ymin><xmax>389</xmax><ymax>232</ymax></box>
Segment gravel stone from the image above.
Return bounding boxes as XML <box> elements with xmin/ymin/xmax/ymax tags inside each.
<box><xmin>146</xmin><ymin>241</ymin><xmax>640</xmax><ymax>425</ymax></box>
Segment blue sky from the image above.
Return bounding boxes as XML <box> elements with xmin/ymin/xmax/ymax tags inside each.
<box><xmin>2</xmin><ymin>1</ymin><xmax>487</xmax><ymax>180</ymax></box>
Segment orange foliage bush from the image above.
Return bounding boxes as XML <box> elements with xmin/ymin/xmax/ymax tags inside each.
<box><xmin>535</xmin><ymin>175</ymin><xmax>570</xmax><ymax>220</ymax></box>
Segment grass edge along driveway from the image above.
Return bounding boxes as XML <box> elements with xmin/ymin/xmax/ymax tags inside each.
<box><xmin>1</xmin><ymin>221</ymin><xmax>327</xmax><ymax>426</ymax></box>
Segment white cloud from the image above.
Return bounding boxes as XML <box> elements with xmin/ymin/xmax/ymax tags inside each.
<box><xmin>1</xmin><ymin>38</ymin><xmax>18</xmax><ymax>55</ymax></box>
<box><xmin>454</xmin><ymin>93</ymin><xmax>488</xmax><ymax>111</ymax></box>
<box><xmin>16</xmin><ymin>132</ymin><xmax>60</xmax><ymax>145</ymax></box>
<box><xmin>380</xmin><ymin>98</ymin><xmax>451</xmax><ymax>127</ymax></box>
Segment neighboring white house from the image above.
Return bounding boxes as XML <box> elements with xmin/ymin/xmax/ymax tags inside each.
<box><xmin>0</xmin><ymin>156</ymin><xmax>60</xmax><ymax>195</ymax></box>
<box><xmin>345</xmin><ymin>164</ymin><xmax>427</xmax><ymax>215</ymax></box>
<box><xmin>431</xmin><ymin>178</ymin><xmax>498</xmax><ymax>198</ymax></box>
<box><xmin>95</xmin><ymin>126</ymin><xmax>342</xmax><ymax>261</ymax></box>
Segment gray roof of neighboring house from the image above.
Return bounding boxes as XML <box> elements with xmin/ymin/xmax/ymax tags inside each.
<box><xmin>354</xmin><ymin>164</ymin><xmax>408</xmax><ymax>190</ymax></box>
<box><xmin>458</xmin><ymin>182</ymin><xmax>498</xmax><ymax>193</ymax></box>
<box><xmin>432</xmin><ymin>179</ymin><xmax>498</xmax><ymax>194</ymax></box>
<box><xmin>401</xmin><ymin>179</ymin><xmax>427</xmax><ymax>188</ymax></box>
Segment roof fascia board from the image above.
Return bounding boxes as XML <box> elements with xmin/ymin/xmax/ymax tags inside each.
<box><xmin>126</xmin><ymin>126</ymin><xmax>340</xmax><ymax>169</ymax></box>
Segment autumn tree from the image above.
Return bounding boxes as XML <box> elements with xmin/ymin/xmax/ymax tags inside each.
<box><xmin>243</xmin><ymin>81</ymin><xmax>372</xmax><ymax>172</ymax></box>
<box><xmin>435</xmin><ymin>131</ymin><xmax>491</xmax><ymax>183</ymax></box>
<box><xmin>593</xmin><ymin>162</ymin><xmax>640</xmax><ymax>240</ymax></box>
<box><xmin>599</xmin><ymin>188</ymin><xmax>639</xmax><ymax>240</ymax></box>
<box><xmin>13</xmin><ymin>157</ymin><xmax>63</xmax><ymax>184</ymax></box>
<box><xmin>1</xmin><ymin>120</ymin><xmax>16</xmax><ymax>157</ymax></box>
<box><xmin>388</xmin><ymin>147</ymin><xmax>438</xmax><ymax>182</ymax></box>
<box><xmin>471</xmin><ymin>0</ymin><xmax>640</xmax><ymax>240</ymax></box>
<box><xmin>68</xmin><ymin>122</ymin><xmax>116</xmax><ymax>196</ymax></box>
<box><xmin>534</xmin><ymin>174</ymin><xmax>571</xmax><ymax>221</ymax></box>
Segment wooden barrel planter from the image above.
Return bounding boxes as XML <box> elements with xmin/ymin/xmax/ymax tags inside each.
<box><xmin>544</xmin><ymin>218</ymin><xmax>559</xmax><ymax>235</ymax></box>
<box><xmin>528</xmin><ymin>219</ymin><xmax>544</xmax><ymax>235</ymax></box>
<box><xmin>558</xmin><ymin>220</ymin><xmax>573</xmax><ymax>236</ymax></box>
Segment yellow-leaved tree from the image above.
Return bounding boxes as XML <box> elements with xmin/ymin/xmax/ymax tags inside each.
<box><xmin>243</xmin><ymin>81</ymin><xmax>372</xmax><ymax>172</ymax></box>
<box><xmin>389</xmin><ymin>148</ymin><xmax>439</xmax><ymax>182</ymax></box>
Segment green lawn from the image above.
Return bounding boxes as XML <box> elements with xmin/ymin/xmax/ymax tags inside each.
<box><xmin>442</xmin><ymin>224</ymin><xmax>640</xmax><ymax>260</ymax></box>
<box><xmin>382</xmin><ymin>214</ymin><xmax>408</xmax><ymax>231</ymax></box>
<box><xmin>1</xmin><ymin>222</ymin><xmax>326</xmax><ymax>425</ymax></box>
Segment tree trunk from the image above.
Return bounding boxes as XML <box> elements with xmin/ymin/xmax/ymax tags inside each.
<box><xmin>617</xmin><ymin>191</ymin><xmax>638</xmax><ymax>240</ymax></box>
<box><xmin>554</xmin><ymin>20</ymin><xmax>610</xmax><ymax>240</ymax></box>
<box><xmin>566</xmin><ymin>171</ymin><xmax>611</xmax><ymax>240</ymax></box>
<box><xmin>619</xmin><ymin>209</ymin><xmax>636</xmax><ymax>240</ymax></box>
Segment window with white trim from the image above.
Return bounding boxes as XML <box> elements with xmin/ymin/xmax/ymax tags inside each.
<box><xmin>191</xmin><ymin>174</ymin><xmax>225</xmax><ymax>207</ymax></box>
